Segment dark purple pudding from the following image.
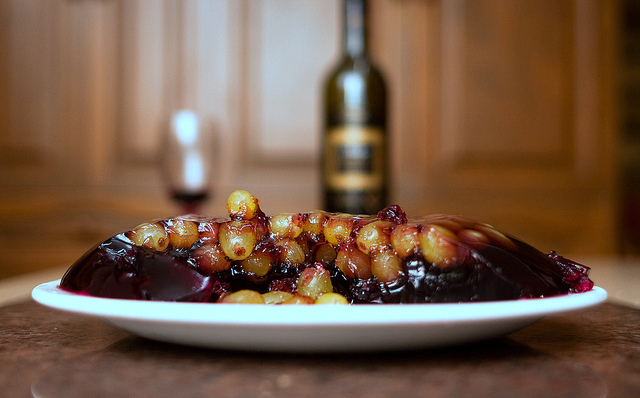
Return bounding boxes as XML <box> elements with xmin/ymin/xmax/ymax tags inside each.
<box><xmin>60</xmin><ymin>190</ymin><xmax>593</xmax><ymax>304</ymax></box>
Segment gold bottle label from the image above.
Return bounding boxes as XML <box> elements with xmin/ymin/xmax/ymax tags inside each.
<box><xmin>324</xmin><ymin>126</ymin><xmax>385</xmax><ymax>190</ymax></box>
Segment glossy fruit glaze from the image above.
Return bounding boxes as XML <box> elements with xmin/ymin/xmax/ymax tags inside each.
<box><xmin>60</xmin><ymin>191</ymin><xmax>593</xmax><ymax>303</ymax></box>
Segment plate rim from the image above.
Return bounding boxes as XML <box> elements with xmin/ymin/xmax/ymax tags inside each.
<box><xmin>32</xmin><ymin>280</ymin><xmax>608</xmax><ymax>327</ymax></box>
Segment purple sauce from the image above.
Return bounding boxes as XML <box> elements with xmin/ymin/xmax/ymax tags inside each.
<box><xmin>61</xmin><ymin>234</ymin><xmax>213</xmax><ymax>302</ymax></box>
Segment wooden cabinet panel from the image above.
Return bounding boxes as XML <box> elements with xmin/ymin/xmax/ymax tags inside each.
<box><xmin>114</xmin><ymin>0</ymin><xmax>337</xmax><ymax>199</ymax></box>
<box><xmin>440</xmin><ymin>0</ymin><xmax>571</xmax><ymax>165</ymax></box>
<box><xmin>118</xmin><ymin>0</ymin><xmax>167</xmax><ymax>160</ymax></box>
<box><xmin>373</xmin><ymin>0</ymin><xmax>618</xmax><ymax>254</ymax></box>
<box><xmin>246</xmin><ymin>0</ymin><xmax>338</xmax><ymax>161</ymax></box>
<box><xmin>0</xmin><ymin>0</ymin><xmax>59</xmax><ymax>180</ymax></box>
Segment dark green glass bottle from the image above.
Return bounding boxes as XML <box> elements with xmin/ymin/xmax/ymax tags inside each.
<box><xmin>322</xmin><ymin>0</ymin><xmax>388</xmax><ymax>215</ymax></box>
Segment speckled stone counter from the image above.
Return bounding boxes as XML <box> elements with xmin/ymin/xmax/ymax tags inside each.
<box><xmin>2</xmin><ymin>301</ymin><xmax>639</xmax><ymax>398</ymax></box>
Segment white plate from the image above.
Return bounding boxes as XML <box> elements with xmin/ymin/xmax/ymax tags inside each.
<box><xmin>32</xmin><ymin>281</ymin><xmax>607</xmax><ymax>353</ymax></box>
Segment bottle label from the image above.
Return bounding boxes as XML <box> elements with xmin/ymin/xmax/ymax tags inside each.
<box><xmin>324</xmin><ymin>126</ymin><xmax>385</xmax><ymax>191</ymax></box>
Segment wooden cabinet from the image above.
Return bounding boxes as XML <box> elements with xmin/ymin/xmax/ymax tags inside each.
<box><xmin>374</xmin><ymin>0</ymin><xmax>619</xmax><ymax>254</ymax></box>
<box><xmin>620</xmin><ymin>0</ymin><xmax>640</xmax><ymax>254</ymax></box>
<box><xmin>0</xmin><ymin>0</ymin><xmax>619</xmax><ymax>278</ymax></box>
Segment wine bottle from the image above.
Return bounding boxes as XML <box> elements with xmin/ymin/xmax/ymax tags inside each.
<box><xmin>322</xmin><ymin>0</ymin><xmax>388</xmax><ymax>215</ymax></box>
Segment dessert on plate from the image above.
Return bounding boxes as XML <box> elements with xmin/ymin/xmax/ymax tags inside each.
<box><xmin>60</xmin><ymin>190</ymin><xmax>593</xmax><ymax>304</ymax></box>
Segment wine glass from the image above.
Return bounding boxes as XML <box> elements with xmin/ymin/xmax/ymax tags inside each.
<box><xmin>161</xmin><ymin>110</ymin><xmax>216</xmax><ymax>214</ymax></box>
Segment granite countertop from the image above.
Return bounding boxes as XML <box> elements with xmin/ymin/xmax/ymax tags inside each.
<box><xmin>1</xmin><ymin>300</ymin><xmax>639</xmax><ymax>397</ymax></box>
<box><xmin>1</xmin><ymin>258</ymin><xmax>639</xmax><ymax>397</ymax></box>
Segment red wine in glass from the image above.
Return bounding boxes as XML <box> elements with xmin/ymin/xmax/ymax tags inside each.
<box><xmin>162</xmin><ymin>110</ymin><xmax>216</xmax><ymax>214</ymax></box>
<box><xmin>170</xmin><ymin>189</ymin><xmax>210</xmax><ymax>214</ymax></box>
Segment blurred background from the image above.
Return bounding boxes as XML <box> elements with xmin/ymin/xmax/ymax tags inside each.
<box><xmin>0</xmin><ymin>0</ymin><xmax>636</xmax><ymax>280</ymax></box>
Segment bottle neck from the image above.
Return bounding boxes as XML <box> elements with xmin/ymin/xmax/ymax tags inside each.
<box><xmin>343</xmin><ymin>0</ymin><xmax>367</xmax><ymax>58</ymax></box>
